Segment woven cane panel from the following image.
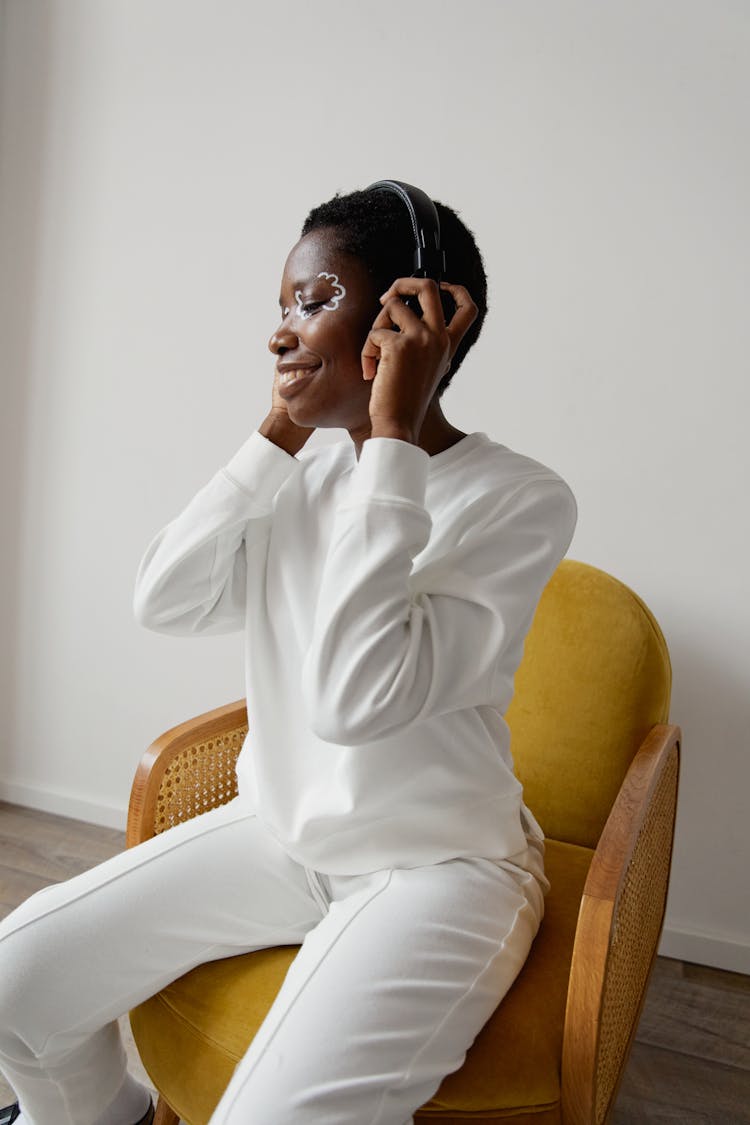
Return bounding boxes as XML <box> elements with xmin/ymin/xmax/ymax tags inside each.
<box><xmin>153</xmin><ymin>724</ymin><xmax>248</xmax><ymax>834</ymax></box>
<box><xmin>594</xmin><ymin>745</ymin><xmax>679</xmax><ymax>1123</ymax></box>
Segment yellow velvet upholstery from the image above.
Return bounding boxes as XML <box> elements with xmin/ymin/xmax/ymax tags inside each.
<box><xmin>506</xmin><ymin>562</ymin><xmax>671</xmax><ymax>848</ymax></box>
<box><xmin>128</xmin><ymin>559</ymin><xmax>677</xmax><ymax>1125</ymax></box>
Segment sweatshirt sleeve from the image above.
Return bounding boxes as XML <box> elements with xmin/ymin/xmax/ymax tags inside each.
<box><xmin>133</xmin><ymin>430</ymin><xmax>302</xmax><ymax>635</ymax></box>
<box><xmin>301</xmin><ymin>437</ymin><xmax>577</xmax><ymax>745</ymax></box>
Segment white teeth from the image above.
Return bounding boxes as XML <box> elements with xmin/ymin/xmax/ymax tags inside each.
<box><xmin>279</xmin><ymin>369</ymin><xmax>314</xmax><ymax>385</ymax></box>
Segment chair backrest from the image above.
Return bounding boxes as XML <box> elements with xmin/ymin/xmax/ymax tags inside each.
<box><xmin>506</xmin><ymin>559</ymin><xmax>671</xmax><ymax>849</ymax></box>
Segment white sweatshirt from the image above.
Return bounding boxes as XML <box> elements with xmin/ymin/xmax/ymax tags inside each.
<box><xmin>134</xmin><ymin>430</ymin><xmax>577</xmax><ymax>875</ymax></box>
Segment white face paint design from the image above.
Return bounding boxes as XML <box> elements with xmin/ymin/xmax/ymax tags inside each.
<box><xmin>291</xmin><ymin>272</ymin><xmax>347</xmax><ymax>320</ymax></box>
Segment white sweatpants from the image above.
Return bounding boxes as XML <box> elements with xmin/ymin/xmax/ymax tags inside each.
<box><xmin>0</xmin><ymin>798</ymin><xmax>549</xmax><ymax>1125</ymax></box>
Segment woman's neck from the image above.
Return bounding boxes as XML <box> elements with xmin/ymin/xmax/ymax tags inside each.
<box><xmin>351</xmin><ymin>401</ymin><xmax>467</xmax><ymax>461</ymax></box>
<box><xmin>417</xmin><ymin>401</ymin><xmax>468</xmax><ymax>457</ymax></box>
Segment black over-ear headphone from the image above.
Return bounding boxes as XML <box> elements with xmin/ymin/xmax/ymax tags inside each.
<box><xmin>366</xmin><ymin>179</ymin><xmax>456</xmax><ymax>323</ymax></box>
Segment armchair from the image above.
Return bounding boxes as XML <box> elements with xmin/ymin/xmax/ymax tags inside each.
<box><xmin>127</xmin><ymin>559</ymin><xmax>680</xmax><ymax>1125</ymax></box>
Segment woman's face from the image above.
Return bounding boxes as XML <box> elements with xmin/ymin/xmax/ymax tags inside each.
<box><xmin>268</xmin><ymin>228</ymin><xmax>381</xmax><ymax>432</ymax></box>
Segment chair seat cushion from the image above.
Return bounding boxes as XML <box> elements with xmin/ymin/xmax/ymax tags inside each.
<box><xmin>130</xmin><ymin>839</ymin><xmax>593</xmax><ymax>1125</ymax></box>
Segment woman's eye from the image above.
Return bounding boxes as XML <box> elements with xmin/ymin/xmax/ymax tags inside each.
<box><xmin>293</xmin><ymin>290</ymin><xmax>327</xmax><ymax>320</ymax></box>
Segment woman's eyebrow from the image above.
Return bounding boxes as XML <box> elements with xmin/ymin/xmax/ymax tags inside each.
<box><xmin>279</xmin><ymin>274</ymin><xmax>334</xmax><ymax>307</ymax></box>
<box><xmin>292</xmin><ymin>274</ymin><xmax>333</xmax><ymax>291</ymax></box>
<box><xmin>279</xmin><ymin>283</ymin><xmax>305</xmax><ymax>307</ymax></box>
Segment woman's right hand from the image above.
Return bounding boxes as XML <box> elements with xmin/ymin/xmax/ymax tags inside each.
<box><xmin>259</xmin><ymin>369</ymin><xmax>316</xmax><ymax>456</ymax></box>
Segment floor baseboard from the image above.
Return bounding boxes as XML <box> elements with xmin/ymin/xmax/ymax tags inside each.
<box><xmin>0</xmin><ymin>780</ymin><xmax>126</xmax><ymax>831</ymax></box>
<box><xmin>658</xmin><ymin>921</ymin><xmax>749</xmax><ymax>975</ymax></box>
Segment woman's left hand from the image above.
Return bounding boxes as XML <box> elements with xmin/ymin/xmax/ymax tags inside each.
<box><xmin>361</xmin><ymin>278</ymin><xmax>478</xmax><ymax>440</ymax></box>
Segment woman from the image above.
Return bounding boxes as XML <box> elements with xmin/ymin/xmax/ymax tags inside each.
<box><xmin>0</xmin><ymin>184</ymin><xmax>577</xmax><ymax>1125</ymax></box>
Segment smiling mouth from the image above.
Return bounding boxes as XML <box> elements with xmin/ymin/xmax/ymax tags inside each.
<box><xmin>277</xmin><ymin>366</ymin><xmax>321</xmax><ymax>396</ymax></box>
<box><xmin>278</xmin><ymin>366</ymin><xmax>319</xmax><ymax>386</ymax></box>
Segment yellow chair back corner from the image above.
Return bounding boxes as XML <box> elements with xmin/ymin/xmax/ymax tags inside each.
<box><xmin>507</xmin><ymin>558</ymin><xmax>672</xmax><ymax>848</ymax></box>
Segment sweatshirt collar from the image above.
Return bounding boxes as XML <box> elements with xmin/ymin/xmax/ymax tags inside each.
<box><xmin>427</xmin><ymin>431</ymin><xmax>491</xmax><ymax>474</ymax></box>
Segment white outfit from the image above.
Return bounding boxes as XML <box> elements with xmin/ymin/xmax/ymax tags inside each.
<box><xmin>134</xmin><ymin>429</ymin><xmax>577</xmax><ymax>873</ymax></box>
<box><xmin>0</xmin><ymin>430</ymin><xmax>576</xmax><ymax>1125</ymax></box>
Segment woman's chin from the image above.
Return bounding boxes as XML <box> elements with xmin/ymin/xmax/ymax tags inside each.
<box><xmin>286</xmin><ymin>400</ymin><xmax>339</xmax><ymax>430</ymax></box>
<box><xmin>285</xmin><ymin>401</ymin><xmax>318</xmax><ymax>427</ymax></box>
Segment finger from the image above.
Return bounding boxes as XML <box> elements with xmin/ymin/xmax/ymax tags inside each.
<box><xmin>361</xmin><ymin>322</ymin><xmax>407</xmax><ymax>381</ymax></box>
<box><xmin>438</xmin><ymin>281</ymin><xmax>478</xmax><ymax>323</ymax></box>
<box><xmin>378</xmin><ymin>294</ymin><xmax>423</xmax><ymax>332</ymax></box>
<box><xmin>439</xmin><ymin>281</ymin><xmax>478</xmax><ymax>348</ymax></box>
<box><xmin>361</xmin><ymin>304</ymin><xmax>396</xmax><ymax>379</ymax></box>
<box><xmin>370</xmin><ymin>303</ymin><xmax>399</xmax><ymax>331</ymax></box>
<box><xmin>361</xmin><ymin>333</ymin><xmax>379</xmax><ymax>381</ymax></box>
<box><xmin>362</xmin><ymin>305</ymin><xmax>402</xmax><ymax>380</ymax></box>
<box><xmin>361</xmin><ymin>312</ymin><xmax>392</xmax><ymax>381</ymax></box>
<box><xmin>379</xmin><ymin>277</ymin><xmax>445</xmax><ymax>331</ymax></box>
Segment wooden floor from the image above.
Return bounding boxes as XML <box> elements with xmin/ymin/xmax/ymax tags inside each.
<box><xmin>1</xmin><ymin>800</ymin><xmax>749</xmax><ymax>1123</ymax></box>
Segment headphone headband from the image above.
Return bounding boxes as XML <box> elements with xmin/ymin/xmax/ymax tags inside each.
<box><xmin>366</xmin><ymin>179</ymin><xmax>446</xmax><ymax>282</ymax></box>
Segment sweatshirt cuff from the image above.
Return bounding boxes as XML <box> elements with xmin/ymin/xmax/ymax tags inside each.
<box><xmin>348</xmin><ymin>437</ymin><xmax>429</xmax><ymax>507</ymax></box>
<box><xmin>222</xmin><ymin>429</ymin><xmax>301</xmax><ymax>499</ymax></box>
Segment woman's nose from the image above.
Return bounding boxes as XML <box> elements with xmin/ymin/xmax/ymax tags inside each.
<box><xmin>268</xmin><ymin>314</ymin><xmax>297</xmax><ymax>355</ymax></box>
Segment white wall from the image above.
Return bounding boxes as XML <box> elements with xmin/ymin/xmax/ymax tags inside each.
<box><xmin>1</xmin><ymin>0</ymin><xmax>748</xmax><ymax>973</ymax></box>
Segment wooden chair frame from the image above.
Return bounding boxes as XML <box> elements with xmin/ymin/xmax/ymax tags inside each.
<box><xmin>127</xmin><ymin>701</ymin><xmax>681</xmax><ymax>1125</ymax></box>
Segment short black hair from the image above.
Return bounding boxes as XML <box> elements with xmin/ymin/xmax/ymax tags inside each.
<box><xmin>300</xmin><ymin>187</ymin><xmax>488</xmax><ymax>399</ymax></box>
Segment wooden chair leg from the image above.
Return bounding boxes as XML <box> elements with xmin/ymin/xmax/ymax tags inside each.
<box><xmin>153</xmin><ymin>1095</ymin><xmax>180</xmax><ymax>1125</ymax></box>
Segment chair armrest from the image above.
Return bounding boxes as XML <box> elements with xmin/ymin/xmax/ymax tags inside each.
<box><xmin>561</xmin><ymin>723</ymin><xmax>681</xmax><ymax>1125</ymax></box>
<box><xmin>126</xmin><ymin>699</ymin><xmax>248</xmax><ymax>848</ymax></box>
